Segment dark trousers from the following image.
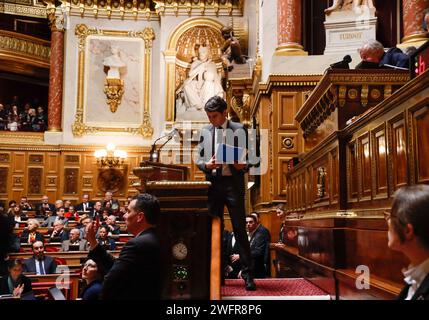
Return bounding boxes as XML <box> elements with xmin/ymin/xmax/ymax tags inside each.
<box><xmin>208</xmin><ymin>176</ymin><xmax>253</xmax><ymax>279</ymax></box>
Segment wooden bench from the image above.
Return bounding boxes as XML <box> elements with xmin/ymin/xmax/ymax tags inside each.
<box><xmin>26</xmin><ymin>274</ymin><xmax>81</xmax><ymax>300</ymax></box>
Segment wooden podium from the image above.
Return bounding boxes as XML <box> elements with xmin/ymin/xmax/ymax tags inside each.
<box><xmin>133</xmin><ymin>161</ymin><xmax>221</xmax><ymax>300</ymax></box>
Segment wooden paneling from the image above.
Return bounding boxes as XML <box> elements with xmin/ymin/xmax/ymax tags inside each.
<box><xmin>410</xmin><ymin>104</ymin><xmax>429</xmax><ymax>184</ymax></box>
<box><xmin>278</xmin><ymin>92</ymin><xmax>299</xmax><ymax>129</ymax></box>
<box><xmin>28</xmin><ymin>167</ymin><xmax>43</xmax><ymax>195</ymax></box>
<box><xmin>372</xmin><ymin>125</ymin><xmax>388</xmax><ymax>199</ymax></box>
<box><xmin>0</xmin><ymin>167</ymin><xmax>8</xmax><ymax>194</ymax></box>
<box><xmin>388</xmin><ymin>114</ymin><xmax>408</xmax><ymax>191</ymax></box>
<box><xmin>358</xmin><ymin>134</ymin><xmax>372</xmax><ymax>200</ymax></box>
<box><xmin>347</xmin><ymin>141</ymin><xmax>358</xmax><ymax>203</ymax></box>
<box><xmin>64</xmin><ymin>168</ymin><xmax>79</xmax><ymax>195</ymax></box>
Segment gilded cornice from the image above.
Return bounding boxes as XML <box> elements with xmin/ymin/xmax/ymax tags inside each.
<box><xmin>154</xmin><ymin>0</ymin><xmax>243</xmax><ymax>16</ymax></box>
<box><xmin>0</xmin><ymin>30</ymin><xmax>50</xmax><ymax>67</ymax></box>
<box><xmin>0</xmin><ymin>2</ymin><xmax>47</xmax><ymax>18</ymax></box>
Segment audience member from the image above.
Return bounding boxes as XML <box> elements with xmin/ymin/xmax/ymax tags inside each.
<box><xmin>78</xmin><ymin>215</ymin><xmax>92</xmax><ymax>239</ymax></box>
<box><xmin>250</xmin><ymin>211</ymin><xmax>271</xmax><ymax>277</ymax></box>
<box><xmin>0</xmin><ymin>259</ymin><xmax>33</xmax><ymax>298</ymax></box>
<box><xmin>246</xmin><ymin>215</ymin><xmax>270</xmax><ymax>278</ymax></box>
<box><xmin>35</xmin><ymin>195</ymin><xmax>55</xmax><ymax>217</ymax></box>
<box><xmin>356</xmin><ymin>39</ymin><xmax>409</xmax><ymax>69</ymax></box>
<box><xmin>225</xmin><ymin>231</ymin><xmax>242</xmax><ymax>279</ymax></box>
<box><xmin>97</xmin><ymin>226</ymin><xmax>116</xmax><ymax>251</ymax></box>
<box><xmin>64</xmin><ymin>205</ymin><xmax>79</xmax><ymax>220</ymax></box>
<box><xmin>80</xmin><ymin>259</ymin><xmax>104</xmax><ymax>300</ymax></box>
<box><xmin>63</xmin><ymin>200</ymin><xmax>72</xmax><ymax>212</ymax></box>
<box><xmin>86</xmin><ymin>193</ymin><xmax>162</xmax><ymax>300</ymax></box>
<box><xmin>61</xmin><ymin>229</ymin><xmax>89</xmax><ymax>252</ymax></box>
<box><xmin>103</xmin><ymin>191</ymin><xmax>120</xmax><ymax>213</ymax></box>
<box><xmin>23</xmin><ymin>241</ymin><xmax>58</xmax><ymax>274</ymax></box>
<box><xmin>20</xmin><ymin>219</ymin><xmax>44</xmax><ymax>244</ymax></box>
<box><xmin>42</xmin><ymin>207</ymin><xmax>68</xmax><ymax>227</ymax></box>
<box><xmin>103</xmin><ymin>215</ymin><xmax>121</xmax><ymax>235</ymax></box>
<box><xmin>386</xmin><ymin>185</ymin><xmax>429</xmax><ymax>300</ymax></box>
<box><xmin>76</xmin><ymin>194</ymin><xmax>93</xmax><ymax>212</ymax></box>
<box><xmin>19</xmin><ymin>196</ymin><xmax>32</xmax><ymax>211</ymax></box>
<box><xmin>90</xmin><ymin>201</ymin><xmax>102</xmax><ymax>220</ymax></box>
<box><xmin>49</xmin><ymin>220</ymin><xmax>69</xmax><ymax>243</ymax></box>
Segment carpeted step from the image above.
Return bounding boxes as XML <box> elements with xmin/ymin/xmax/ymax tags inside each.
<box><xmin>222</xmin><ymin>278</ymin><xmax>331</xmax><ymax>300</ymax></box>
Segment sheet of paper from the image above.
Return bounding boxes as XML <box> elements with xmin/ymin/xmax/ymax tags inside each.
<box><xmin>214</xmin><ymin>143</ymin><xmax>246</xmax><ymax>164</ymax></box>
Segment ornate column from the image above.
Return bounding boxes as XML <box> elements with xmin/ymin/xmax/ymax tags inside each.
<box><xmin>46</xmin><ymin>4</ymin><xmax>64</xmax><ymax>132</ymax></box>
<box><xmin>401</xmin><ymin>0</ymin><xmax>429</xmax><ymax>46</ymax></box>
<box><xmin>275</xmin><ymin>0</ymin><xmax>307</xmax><ymax>55</ymax></box>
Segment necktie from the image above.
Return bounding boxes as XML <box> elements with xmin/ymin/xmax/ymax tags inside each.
<box><xmin>38</xmin><ymin>260</ymin><xmax>45</xmax><ymax>275</ymax></box>
<box><xmin>83</xmin><ymin>203</ymin><xmax>86</xmax><ymax>211</ymax></box>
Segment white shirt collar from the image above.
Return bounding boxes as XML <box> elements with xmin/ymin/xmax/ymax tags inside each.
<box><xmin>403</xmin><ymin>257</ymin><xmax>429</xmax><ymax>294</ymax></box>
<box><xmin>217</xmin><ymin>119</ymin><xmax>228</xmax><ymax>130</ymax></box>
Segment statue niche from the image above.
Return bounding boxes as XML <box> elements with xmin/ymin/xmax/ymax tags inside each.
<box><xmin>173</xmin><ymin>26</ymin><xmax>225</xmax><ymax>122</ymax></box>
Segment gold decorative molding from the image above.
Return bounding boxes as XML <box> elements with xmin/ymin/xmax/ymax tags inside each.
<box><xmin>104</xmin><ymin>78</ymin><xmax>124</xmax><ymax>113</ymax></box>
<box><xmin>0</xmin><ymin>30</ymin><xmax>50</xmax><ymax>67</ymax></box>
<box><xmin>58</xmin><ymin>0</ymin><xmax>157</xmax><ymax>20</ymax></box>
<box><xmin>154</xmin><ymin>0</ymin><xmax>243</xmax><ymax>16</ymax></box>
<box><xmin>72</xmin><ymin>24</ymin><xmax>155</xmax><ymax>138</ymax></box>
<box><xmin>0</xmin><ymin>2</ymin><xmax>47</xmax><ymax>18</ymax></box>
<box><xmin>0</xmin><ymin>132</ymin><xmax>45</xmax><ymax>145</ymax></box>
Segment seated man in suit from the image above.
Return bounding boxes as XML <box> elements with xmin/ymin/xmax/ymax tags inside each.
<box><xmin>23</xmin><ymin>241</ymin><xmax>58</xmax><ymax>275</ymax></box>
<box><xmin>35</xmin><ymin>195</ymin><xmax>55</xmax><ymax>218</ymax></box>
<box><xmin>76</xmin><ymin>194</ymin><xmax>93</xmax><ymax>213</ymax></box>
<box><xmin>356</xmin><ymin>39</ymin><xmax>409</xmax><ymax>69</ymax></box>
<box><xmin>42</xmin><ymin>207</ymin><xmax>68</xmax><ymax>228</ymax></box>
<box><xmin>61</xmin><ymin>228</ymin><xmax>89</xmax><ymax>252</ymax></box>
<box><xmin>250</xmin><ymin>212</ymin><xmax>271</xmax><ymax>277</ymax></box>
<box><xmin>86</xmin><ymin>193</ymin><xmax>161</xmax><ymax>300</ymax></box>
<box><xmin>387</xmin><ymin>185</ymin><xmax>429</xmax><ymax>300</ymax></box>
<box><xmin>49</xmin><ymin>220</ymin><xmax>69</xmax><ymax>243</ymax></box>
<box><xmin>246</xmin><ymin>215</ymin><xmax>270</xmax><ymax>279</ymax></box>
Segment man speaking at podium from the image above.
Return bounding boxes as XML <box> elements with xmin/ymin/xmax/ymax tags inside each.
<box><xmin>197</xmin><ymin>96</ymin><xmax>256</xmax><ymax>291</ymax></box>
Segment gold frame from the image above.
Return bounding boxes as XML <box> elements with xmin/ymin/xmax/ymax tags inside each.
<box><xmin>164</xmin><ymin>18</ymin><xmax>224</xmax><ymax>123</ymax></box>
<box><xmin>72</xmin><ymin>24</ymin><xmax>155</xmax><ymax>138</ymax></box>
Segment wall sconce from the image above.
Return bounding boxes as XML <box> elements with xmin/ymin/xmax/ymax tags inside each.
<box><xmin>94</xmin><ymin>143</ymin><xmax>127</xmax><ymax>168</ymax></box>
<box><xmin>104</xmin><ymin>78</ymin><xmax>124</xmax><ymax>113</ymax></box>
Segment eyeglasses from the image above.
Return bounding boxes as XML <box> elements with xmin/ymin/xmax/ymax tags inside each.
<box><xmin>383</xmin><ymin>211</ymin><xmax>391</xmax><ymax>221</ymax></box>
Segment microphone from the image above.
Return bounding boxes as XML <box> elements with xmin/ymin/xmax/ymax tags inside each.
<box><xmin>329</xmin><ymin>55</ymin><xmax>352</xmax><ymax>69</ymax></box>
<box><xmin>149</xmin><ymin>129</ymin><xmax>178</xmax><ymax>162</ymax></box>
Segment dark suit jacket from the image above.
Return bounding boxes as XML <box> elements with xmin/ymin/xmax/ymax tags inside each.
<box><xmin>249</xmin><ymin>227</ymin><xmax>270</xmax><ymax>278</ymax></box>
<box><xmin>397</xmin><ymin>273</ymin><xmax>429</xmax><ymax>300</ymax></box>
<box><xmin>380</xmin><ymin>47</ymin><xmax>410</xmax><ymax>69</ymax></box>
<box><xmin>23</xmin><ymin>256</ymin><xmax>58</xmax><ymax>274</ymax></box>
<box><xmin>49</xmin><ymin>229</ymin><xmax>69</xmax><ymax>243</ymax></box>
<box><xmin>197</xmin><ymin>121</ymin><xmax>248</xmax><ymax>191</ymax></box>
<box><xmin>20</xmin><ymin>230</ymin><xmax>44</xmax><ymax>244</ymax></box>
<box><xmin>0</xmin><ymin>274</ymin><xmax>32</xmax><ymax>295</ymax></box>
<box><xmin>75</xmin><ymin>201</ymin><xmax>94</xmax><ymax>212</ymax></box>
<box><xmin>88</xmin><ymin>227</ymin><xmax>161</xmax><ymax>300</ymax></box>
<box><xmin>35</xmin><ymin>203</ymin><xmax>55</xmax><ymax>216</ymax></box>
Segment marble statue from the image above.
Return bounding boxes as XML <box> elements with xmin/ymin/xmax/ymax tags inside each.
<box><xmin>103</xmin><ymin>45</ymin><xmax>126</xmax><ymax>79</ymax></box>
<box><xmin>325</xmin><ymin>0</ymin><xmax>375</xmax><ymax>15</ymax></box>
<box><xmin>180</xmin><ymin>46</ymin><xmax>224</xmax><ymax>111</ymax></box>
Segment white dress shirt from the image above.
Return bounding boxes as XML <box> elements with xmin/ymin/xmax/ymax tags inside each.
<box><xmin>403</xmin><ymin>257</ymin><xmax>429</xmax><ymax>300</ymax></box>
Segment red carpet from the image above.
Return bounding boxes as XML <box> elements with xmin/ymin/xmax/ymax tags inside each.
<box><xmin>222</xmin><ymin>278</ymin><xmax>329</xmax><ymax>299</ymax></box>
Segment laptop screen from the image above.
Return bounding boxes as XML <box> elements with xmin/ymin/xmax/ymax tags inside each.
<box><xmin>48</xmin><ymin>287</ymin><xmax>66</xmax><ymax>300</ymax></box>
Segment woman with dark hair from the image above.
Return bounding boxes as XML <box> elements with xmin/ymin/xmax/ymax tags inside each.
<box><xmin>386</xmin><ymin>184</ymin><xmax>429</xmax><ymax>300</ymax></box>
<box><xmin>80</xmin><ymin>259</ymin><xmax>103</xmax><ymax>300</ymax></box>
<box><xmin>0</xmin><ymin>259</ymin><xmax>33</xmax><ymax>297</ymax></box>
